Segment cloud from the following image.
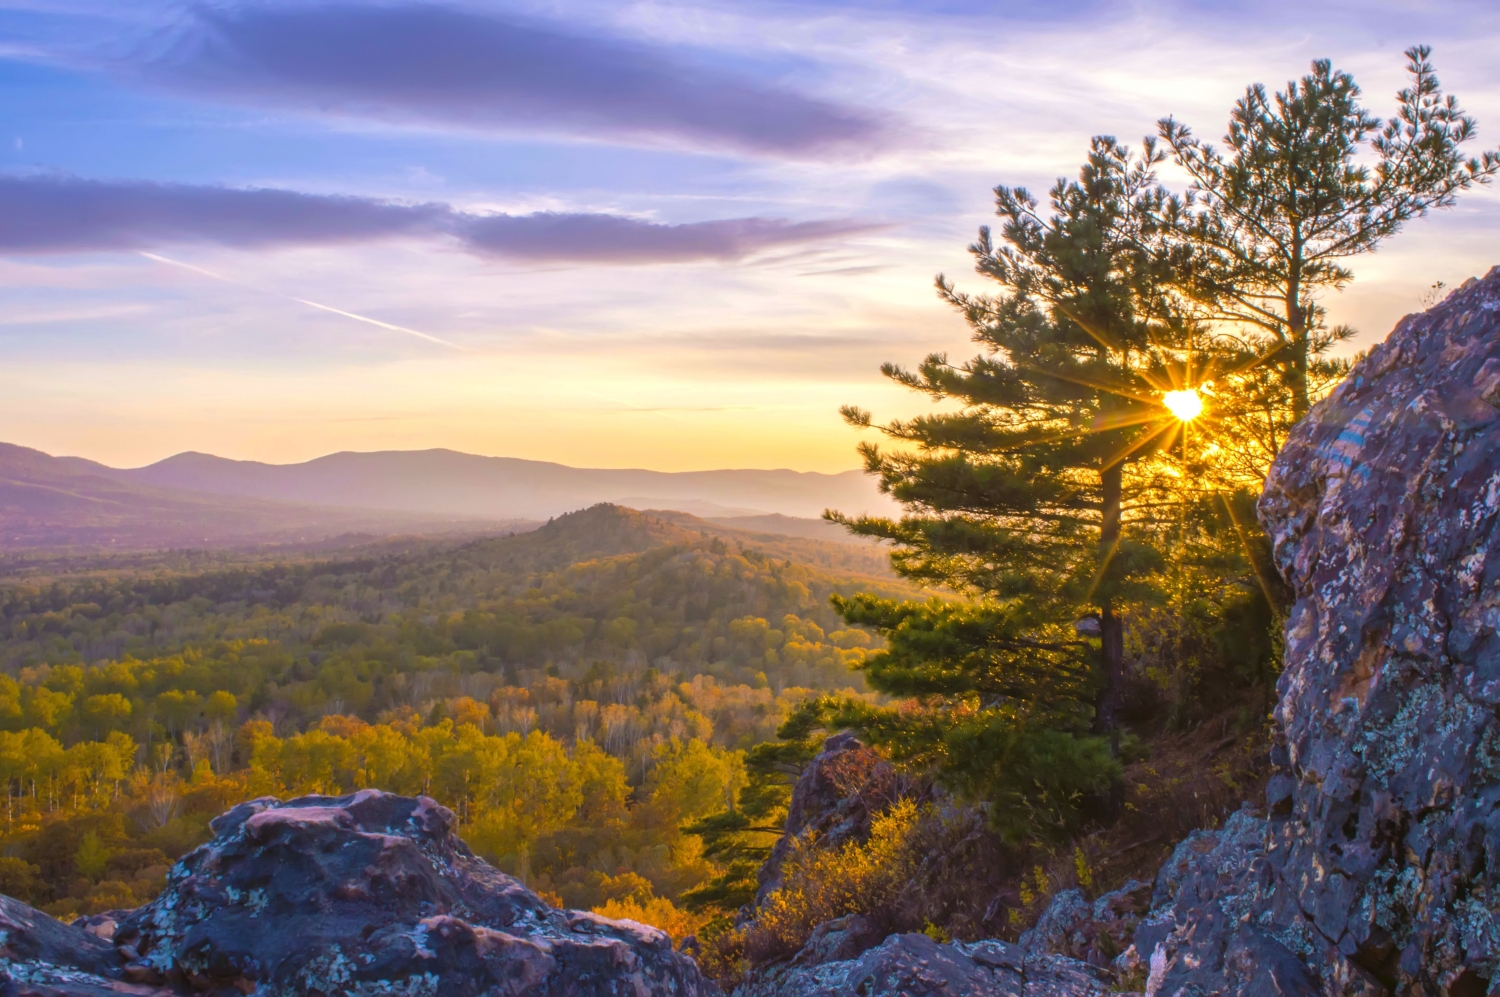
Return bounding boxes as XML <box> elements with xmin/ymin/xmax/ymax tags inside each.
<box><xmin>0</xmin><ymin>174</ymin><xmax>446</xmax><ymax>253</ymax></box>
<box><xmin>137</xmin><ymin>3</ymin><xmax>883</xmax><ymax>157</ymax></box>
<box><xmin>0</xmin><ymin>174</ymin><xmax>874</xmax><ymax>263</ymax></box>
<box><xmin>455</xmin><ymin>213</ymin><xmax>873</xmax><ymax>263</ymax></box>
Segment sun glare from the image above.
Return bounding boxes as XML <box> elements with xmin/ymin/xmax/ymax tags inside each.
<box><xmin>1162</xmin><ymin>388</ymin><xmax>1204</xmax><ymax>422</ymax></box>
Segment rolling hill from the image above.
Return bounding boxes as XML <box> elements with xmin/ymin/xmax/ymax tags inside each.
<box><xmin>0</xmin><ymin>443</ymin><xmax>518</xmax><ymax>551</ymax></box>
<box><xmin>3</xmin><ymin>442</ymin><xmax>890</xmax><ymax>554</ymax></box>
<box><xmin>111</xmin><ymin>448</ymin><xmax>895</xmax><ymax>520</ymax></box>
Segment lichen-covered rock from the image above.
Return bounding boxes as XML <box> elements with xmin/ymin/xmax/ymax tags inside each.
<box><xmin>0</xmin><ymin>895</ymin><xmax>172</xmax><ymax>996</ymax></box>
<box><xmin>1252</xmin><ymin>266</ymin><xmax>1500</xmax><ymax>991</ymax></box>
<box><xmin>1112</xmin><ymin>809</ymin><xmax>1344</xmax><ymax>997</ymax></box>
<box><xmin>104</xmin><ymin>789</ymin><xmax>707</xmax><ymax>996</ymax></box>
<box><xmin>1017</xmin><ymin>880</ymin><xmax>1150</xmax><ymax>968</ymax></box>
<box><xmin>733</xmin><ymin>931</ymin><xmax>1113</xmax><ymax>997</ymax></box>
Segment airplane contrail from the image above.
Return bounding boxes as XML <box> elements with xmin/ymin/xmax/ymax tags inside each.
<box><xmin>138</xmin><ymin>251</ymin><xmax>463</xmax><ymax>349</ymax></box>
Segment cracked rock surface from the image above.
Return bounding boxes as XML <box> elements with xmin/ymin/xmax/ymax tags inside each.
<box><xmin>1251</xmin><ymin>265</ymin><xmax>1500</xmax><ymax>991</ymax></box>
<box><xmin>2</xmin><ymin>789</ymin><xmax>709</xmax><ymax>996</ymax></box>
<box><xmin>732</xmin><ymin>931</ymin><xmax>1111</xmax><ymax>997</ymax></box>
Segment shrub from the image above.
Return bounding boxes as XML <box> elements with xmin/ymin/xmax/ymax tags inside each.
<box><xmin>745</xmin><ymin>798</ymin><xmax>920</xmax><ymax>962</ymax></box>
<box><xmin>593</xmin><ymin>894</ymin><xmax>710</xmax><ymax>944</ymax></box>
<box><xmin>0</xmin><ymin>856</ymin><xmax>44</xmax><ymax>904</ymax></box>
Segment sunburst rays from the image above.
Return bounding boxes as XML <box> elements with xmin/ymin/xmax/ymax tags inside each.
<box><xmin>1056</xmin><ymin>317</ymin><xmax>1286</xmax><ymax>593</ymax></box>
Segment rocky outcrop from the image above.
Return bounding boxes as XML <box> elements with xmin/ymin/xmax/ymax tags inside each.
<box><xmin>0</xmin><ymin>790</ymin><xmax>709</xmax><ymax>996</ymax></box>
<box><xmin>735</xmin><ymin>931</ymin><xmax>1111</xmax><ymax>997</ymax></box>
<box><xmin>1015</xmin><ymin>880</ymin><xmax>1150</xmax><ymax>968</ymax></box>
<box><xmin>755</xmin><ymin>733</ymin><xmax>902</xmax><ymax>907</ymax></box>
<box><xmin>1252</xmin><ymin>267</ymin><xmax>1500</xmax><ymax>991</ymax></box>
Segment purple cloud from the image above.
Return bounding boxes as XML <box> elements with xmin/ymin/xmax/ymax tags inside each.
<box><xmin>456</xmin><ymin>213</ymin><xmax>872</xmax><ymax>263</ymax></box>
<box><xmin>0</xmin><ymin>174</ymin><xmax>446</xmax><ymax>253</ymax></box>
<box><xmin>0</xmin><ymin>174</ymin><xmax>873</xmax><ymax>263</ymax></box>
<box><xmin>140</xmin><ymin>3</ymin><xmax>883</xmax><ymax>157</ymax></box>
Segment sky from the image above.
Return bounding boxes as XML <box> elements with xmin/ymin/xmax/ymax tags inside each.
<box><xmin>2</xmin><ymin>0</ymin><xmax>1499</xmax><ymax>473</ymax></box>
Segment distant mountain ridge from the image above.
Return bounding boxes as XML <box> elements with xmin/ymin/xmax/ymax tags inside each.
<box><xmin>0</xmin><ymin>442</ymin><xmax>505</xmax><ymax>552</ymax></box>
<box><xmin>112</xmin><ymin>447</ymin><xmax>895</xmax><ymax>521</ymax></box>
<box><xmin>1</xmin><ymin>443</ymin><xmax>890</xmax><ymax>553</ymax></box>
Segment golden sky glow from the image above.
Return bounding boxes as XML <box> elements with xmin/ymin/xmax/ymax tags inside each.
<box><xmin>1</xmin><ymin>3</ymin><xmax>1496</xmax><ymax>472</ymax></box>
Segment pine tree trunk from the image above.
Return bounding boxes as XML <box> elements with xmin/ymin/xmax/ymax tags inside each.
<box><xmin>1094</xmin><ymin>462</ymin><xmax>1127</xmax><ymax>821</ymax></box>
<box><xmin>1288</xmin><ymin>255</ymin><xmax>1309</xmax><ymax>419</ymax></box>
<box><xmin>1096</xmin><ymin>463</ymin><xmax>1124</xmax><ymax>745</ymax></box>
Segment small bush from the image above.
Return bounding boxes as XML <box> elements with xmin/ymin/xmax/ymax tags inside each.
<box><xmin>593</xmin><ymin>894</ymin><xmax>710</xmax><ymax>944</ymax></box>
<box><xmin>0</xmin><ymin>857</ymin><xmax>45</xmax><ymax>904</ymax></box>
<box><xmin>694</xmin><ymin>917</ymin><xmax>747</xmax><ymax>987</ymax></box>
<box><xmin>745</xmin><ymin>798</ymin><xmax>920</xmax><ymax>963</ymax></box>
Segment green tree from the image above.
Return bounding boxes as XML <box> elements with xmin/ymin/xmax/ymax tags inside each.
<box><xmin>1160</xmin><ymin>46</ymin><xmax>1499</xmax><ymax>418</ymax></box>
<box><xmin>682</xmin><ymin>701</ymin><xmax>827</xmax><ymax>910</ymax></box>
<box><xmin>74</xmin><ymin>831</ymin><xmax>111</xmax><ymax>882</ymax></box>
<box><xmin>824</xmin><ymin>598</ymin><xmax>1115</xmax><ymax>839</ymax></box>
<box><xmin>833</xmin><ymin>137</ymin><xmax>1196</xmax><ymax>754</ymax></box>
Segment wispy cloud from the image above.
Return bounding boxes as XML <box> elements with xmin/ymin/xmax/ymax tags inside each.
<box><xmin>0</xmin><ymin>174</ymin><xmax>877</xmax><ymax>264</ymax></box>
<box><xmin>0</xmin><ymin>174</ymin><xmax>445</xmax><ymax>252</ymax></box>
<box><xmin>457</xmin><ymin>213</ymin><xmax>876</xmax><ymax>263</ymax></box>
<box><xmin>138</xmin><ymin>251</ymin><xmax>463</xmax><ymax>348</ymax></box>
<box><xmin>134</xmin><ymin>3</ymin><xmax>885</xmax><ymax>157</ymax></box>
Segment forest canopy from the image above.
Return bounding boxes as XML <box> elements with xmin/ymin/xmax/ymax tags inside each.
<box><xmin>0</xmin><ymin>506</ymin><xmax>907</xmax><ymax>926</ymax></box>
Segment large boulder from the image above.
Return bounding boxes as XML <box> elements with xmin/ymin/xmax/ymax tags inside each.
<box><xmin>1254</xmin><ymin>266</ymin><xmax>1500</xmax><ymax>991</ymax></box>
<box><xmin>0</xmin><ymin>790</ymin><xmax>709</xmax><ymax>996</ymax></box>
<box><xmin>111</xmin><ymin>790</ymin><xmax>708</xmax><ymax>995</ymax></box>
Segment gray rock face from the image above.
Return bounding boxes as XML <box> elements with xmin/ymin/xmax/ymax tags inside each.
<box><xmin>1</xmin><ymin>790</ymin><xmax>709</xmax><ymax>996</ymax></box>
<box><xmin>1254</xmin><ymin>266</ymin><xmax>1500</xmax><ymax>991</ymax></box>
<box><xmin>734</xmin><ymin>932</ymin><xmax>1111</xmax><ymax>997</ymax></box>
<box><xmin>1016</xmin><ymin>880</ymin><xmax>1150</xmax><ymax>968</ymax></box>
<box><xmin>1113</xmin><ymin>809</ymin><xmax>1337</xmax><ymax>997</ymax></box>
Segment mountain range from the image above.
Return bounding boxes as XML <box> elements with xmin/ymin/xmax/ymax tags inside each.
<box><xmin>114</xmin><ymin>448</ymin><xmax>893</xmax><ymax>520</ymax></box>
<box><xmin>1</xmin><ymin>443</ymin><xmax>891</xmax><ymax>552</ymax></box>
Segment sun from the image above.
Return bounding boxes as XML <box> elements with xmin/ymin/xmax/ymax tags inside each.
<box><xmin>1162</xmin><ymin>388</ymin><xmax>1204</xmax><ymax>422</ymax></box>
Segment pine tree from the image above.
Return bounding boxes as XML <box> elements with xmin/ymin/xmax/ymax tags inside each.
<box><xmin>1160</xmin><ymin>46</ymin><xmax>1499</xmax><ymax>418</ymax></box>
<box><xmin>681</xmin><ymin>707</ymin><xmax>827</xmax><ymax>911</ymax></box>
<box><xmin>823</xmin><ymin>138</ymin><xmax>1214</xmax><ymax>834</ymax></box>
